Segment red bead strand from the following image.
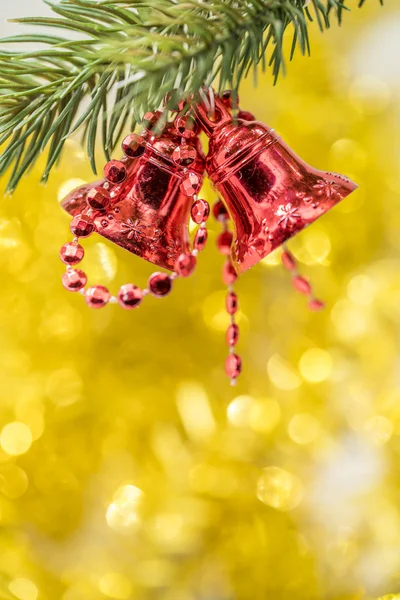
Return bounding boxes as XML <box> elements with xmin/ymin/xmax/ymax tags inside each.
<box><xmin>213</xmin><ymin>200</ymin><xmax>242</xmax><ymax>385</ymax></box>
<box><xmin>190</xmin><ymin>185</ymin><xmax>209</xmax><ymax>256</ymax></box>
<box><xmin>60</xmin><ymin>235</ymin><xmax>177</xmax><ymax>308</ymax></box>
<box><xmin>281</xmin><ymin>244</ymin><xmax>325</xmax><ymax>310</ymax></box>
<box><xmin>225</xmin><ymin>281</ymin><xmax>242</xmax><ymax>385</ymax></box>
<box><xmin>173</xmin><ymin>116</ymin><xmax>209</xmax><ymax>280</ymax></box>
<box><xmin>62</xmin><ymin>111</ymin><xmax>207</xmax><ymax>312</ymax></box>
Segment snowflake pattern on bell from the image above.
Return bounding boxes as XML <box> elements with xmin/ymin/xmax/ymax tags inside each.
<box><xmin>121</xmin><ymin>218</ymin><xmax>146</xmax><ymax>242</ymax></box>
<box><xmin>313</xmin><ymin>179</ymin><xmax>341</xmax><ymax>199</ymax></box>
<box><xmin>234</xmin><ymin>234</ymin><xmax>264</xmax><ymax>264</ymax></box>
<box><xmin>276</xmin><ymin>203</ymin><xmax>301</xmax><ymax>230</ymax></box>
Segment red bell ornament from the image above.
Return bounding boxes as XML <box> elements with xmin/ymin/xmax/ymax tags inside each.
<box><xmin>195</xmin><ymin>94</ymin><xmax>357</xmax><ymax>274</ymax></box>
<box><xmin>61</xmin><ymin>118</ymin><xmax>205</xmax><ymax>272</ymax></box>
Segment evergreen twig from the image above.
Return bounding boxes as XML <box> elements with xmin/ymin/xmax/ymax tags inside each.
<box><xmin>0</xmin><ymin>0</ymin><xmax>378</xmax><ymax>191</ymax></box>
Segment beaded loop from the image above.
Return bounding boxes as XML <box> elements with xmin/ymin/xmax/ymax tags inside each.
<box><xmin>60</xmin><ymin>208</ymin><xmax>206</xmax><ymax>308</ymax></box>
<box><xmin>60</xmin><ymin>229</ymin><xmax>194</xmax><ymax>309</ymax></box>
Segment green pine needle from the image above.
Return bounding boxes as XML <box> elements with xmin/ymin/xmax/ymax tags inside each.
<box><xmin>0</xmin><ymin>0</ymin><xmax>380</xmax><ymax>192</ymax></box>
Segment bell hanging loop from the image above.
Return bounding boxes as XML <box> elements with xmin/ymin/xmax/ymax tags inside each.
<box><xmin>193</xmin><ymin>87</ymin><xmax>232</xmax><ymax>136</ymax></box>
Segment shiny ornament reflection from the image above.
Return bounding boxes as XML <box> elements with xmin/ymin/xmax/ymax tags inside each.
<box><xmin>195</xmin><ymin>94</ymin><xmax>357</xmax><ymax>274</ymax></box>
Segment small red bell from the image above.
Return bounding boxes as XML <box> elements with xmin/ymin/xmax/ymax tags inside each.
<box><xmin>61</xmin><ymin>115</ymin><xmax>205</xmax><ymax>271</ymax></box>
<box><xmin>194</xmin><ymin>93</ymin><xmax>357</xmax><ymax>274</ymax></box>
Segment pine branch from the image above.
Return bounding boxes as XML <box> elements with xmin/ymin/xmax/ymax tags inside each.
<box><xmin>0</xmin><ymin>0</ymin><xmax>378</xmax><ymax>192</ymax></box>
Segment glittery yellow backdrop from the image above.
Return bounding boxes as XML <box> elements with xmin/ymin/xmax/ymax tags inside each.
<box><xmin>1</xmin><ymin>2</ymin><xmax>400</xmax><ymax>599</ymax></box>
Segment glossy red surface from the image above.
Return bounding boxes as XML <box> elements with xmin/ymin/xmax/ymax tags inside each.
<box><xmin>148</xmin><ymin>272</ymin><xmax>172</xmax><ymax>297</ymax></box>
<box><xmin>213</xmin><ymin>200</ymin><xmax>229</xmax><ymax>222</ymax></box>
<box><xmin>281</xmin><ymin>249</ymin><xmax>296</xmax><ymax>271</ymax></box>
<box><xmin>225</xmin><ymin>354</ymin><xmax>242</xmax><ymax>378</ymax></box>
<box><xmin>85</xmin><ymin>285</ymin><xmax>110</xmax><ymax>308</ymax></box>
<box><xmin>70</xmin><ymin>215</ymin><xmax>94</xmax><ymax>238</ymax></box>
<box><xmin>62</xmin><ymin>268</ymin><xmax>87</xmax><ymax>292</ymax></box>
<box><xmin>222</xmin><ymin>260</ymin><xmax>237</xmax><ymax>285</ymax></box>
<box><xmin>217</xmin><ymin>231</ymin><xmax>233</xmax><ymax>255</ymax></box>
<box><xmin>226</xmin><ymin>291</ymin><xmax>238</xmax><ymax>315</ymax></box>
<box><xmin>193</xmin><ymin>227</ymin><xmax>208</xmax><ymax>251</ymax></box>
<box><xmin>61</xmin><ymin>121</ymin><xmax>205</xmax><ymax>272</ymax></box>
<box><xmin>226</xmin><ymin>323</ymin><xmax>239</xmax><ymax>346</ymax></box>
<box><xmin>59</xmin><ymin>242</ymin><xmax>84</xmax><ymax>265</ymax></box>
<box><xmin>175</xmin><ymin>253</ymin><xmax>196</xmax><ymax>277</ymax></box>
<box><xmin>87</xmin><ymin>186</ymin><xmax>111</xmax><ymax>211</ymax></box>
<box><xmin>172</xmin><ymin>145</ymin><xmax>197</xmax><ymax>167</ymax></box>
<box><xmin>309</xmin><ymin>298</ymin><xmax>325</xmax><ymax>311</ymax></box>
<box><xmin>122</xmin><ymin>133</ymin><xmax>146</xmax><ymax>158</ymax></box>
<box><xmin>293</xmin><ymin>275</ymin><xmax>311</xmax><ymax>295</ymax></box>
<box><xmin>191</xmin><ymin>199</ymin><xmax>210</xmax><ymax>224</ymax></box>
<box><xmin>118</xmin><ymin>284</ymin><xmax>143</xmax><ymax>309</ymax></box>
<box><xmin>195</xmin><ymin>94</ymin><xmax>357</xmax><ymax>274</ymax></box>
<box><xmin>104</xmin><ymin>160</ymin><xmax>127</xmax><ymax>184</ymax></box>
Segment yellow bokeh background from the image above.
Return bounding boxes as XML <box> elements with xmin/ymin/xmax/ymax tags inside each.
<box><xmin>1</xmin><ymin>2</ymin><xmax>400</xmax><ymax>599</ymax></box>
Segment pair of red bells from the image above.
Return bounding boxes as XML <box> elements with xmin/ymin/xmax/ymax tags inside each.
<box><xmin>60</xmin><ymin>90</ymin><xmax>357</xmax><ymax>383</ymax></box>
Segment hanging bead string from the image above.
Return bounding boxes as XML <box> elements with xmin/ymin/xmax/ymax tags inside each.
<box><xmin>281</xmin><ymin>244</ymin><xmax>325</xmax><ymax>311</ymax></box>
<box><xmin>214</xmin><ymin>200</ymin><xmax>242</xmax><ymax>385</ymax></box>
<box><xmin>191</xmin><ymin>195</ymin><xmax>209</xmax><ymax>253</ymax></box>
<box><xmin>61</xmin><ymin>109</ymin><xmax>208</xmax><ymax>309</ymax></box>
<box><xmin>61</xmin><ymin>237</ymin><xmax>174</xmax><ymax>309</ymax></box>
<box><xmin>174</xmin><ymin>108</ymin><xmax>209</xmax><ymax>276</ymax></box>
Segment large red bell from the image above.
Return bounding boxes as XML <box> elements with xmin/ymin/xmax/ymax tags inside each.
<box><xmin>195</xmin><ymin>95</ymin><xmax>357</xmax><ymax>274</ymax></box>
<box><xmin>61</xmin><ymin>116</ymin><xmax>205</xmax><ymax>271</ymax></box>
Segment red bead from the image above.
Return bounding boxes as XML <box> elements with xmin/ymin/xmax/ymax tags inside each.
<box><xmin>309</xmin><ymin>298</ymin><xmax>325</xmax><ymax>311</ymax></box>
<box><xmin>164</xmin><ymin>89</ymin><xmax>185</xmax><ymax>112</ymax></box>
<box><xmin>175</xmin><ymin>115</ymin><xmax>198</xmax><ymax>138</ymax></box>
<box><xmin>62</xmin><ymin>268</ymin><xmax>87</xmax><ymax>292</ymax></box>
<box><xmin>226</xmin><ymin>324</ymin><xmax>239</xmax><ymax>346</ymax></box>
<box><xmin>70</xmin><ymin>214</ymin><xmax>94</xmax><ymax>238</ymax></box>
<box><xmin>191</xmin><ymin>199</ymin><xmax>210</xmax><ymax>224</ymax></box>
<box><xmin>226</xmin><ymin>291</ymin><xmax>238</xmax><ymax>315</ymax></box>
<box><xmin>87</xmin><ymin>186</ymin><xmax>111</xmax><ymax>211</ymax></box>
<box><xmin>104</xmin><ymin>160</ymin><xmax>127</xmax><ymax>184</ymax></box>
<box><xmin>213</xmin><ymin>201</ymin><xmax>229</xmax><ymax>222</ymax></box>
<box><xmin>175</xmin><ymin>253</ymin><xmax>196</xmax><ymax>278</ymax></box>
<box><xmin>293</xmin><ymin>275</ymin><xmax>311</xmax><ymax>295</ymax></box>
<box><xmin>122</xmin><ymin>133</ymin><xmax>146</xmax><ymax>158</ymax></box>
<box><xmin>148</xmin><ymin>272</ymin><xmax>172</xmax><ymax>297</ymax></box>
<box><xmin>282</xmin><ymin>250</ymin><xmax>296</xmax><ymax>270</ymax></box>
<box><xmin>238</xmin><ymin>110</ymin><xmax>256</xmax><ymax>121</ymax></box>
<box><xmin>181</xmin><ymin>172</ymin><xmax>201</xmax><ymax>196</ymax></box>
<box><xmin>60</xmin><ymin>242</ymin><xmax>84</xmax><ymax>265</ymax></box>
<box><xmin>220</xmin><ymin>90</ymin><xmax>239</xmax><ymax>109</ymax></box>
<box><xmin>85</xmin><ymin>285</ymin><xmax>110</xmax><ymax>308</ymax></box>
<box><xmin>225</xmin><ymin>354</ymin><xmax>242</xmax><ymax>378</ymax></box>
<box><xmin>194</xmin><ymin>227</ymin><xmax>208</xmax><ymax>251</ymax></box>
<box><xmin>143</xmin><ymin>111</ymin><xmax>162</xmax><ymax>130</ymax></box>
<box><xmin>118</xmin><ymin>284</ymin><xmax>143</xmax><ymax>309</ymax></box>
<box><xmin>217</xmin><ymin>231</ymin><xmax>233</xmax><ymax>255</ymax></box>
<box><xmin>222</xmin><ymin>260</ymin><xmax>237</xmax><ymax>285</ymax></box>
<box><xmin>172</xmin><ymin>145</ymin><xmax>197</xmax><ymax>167</ymax></box>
